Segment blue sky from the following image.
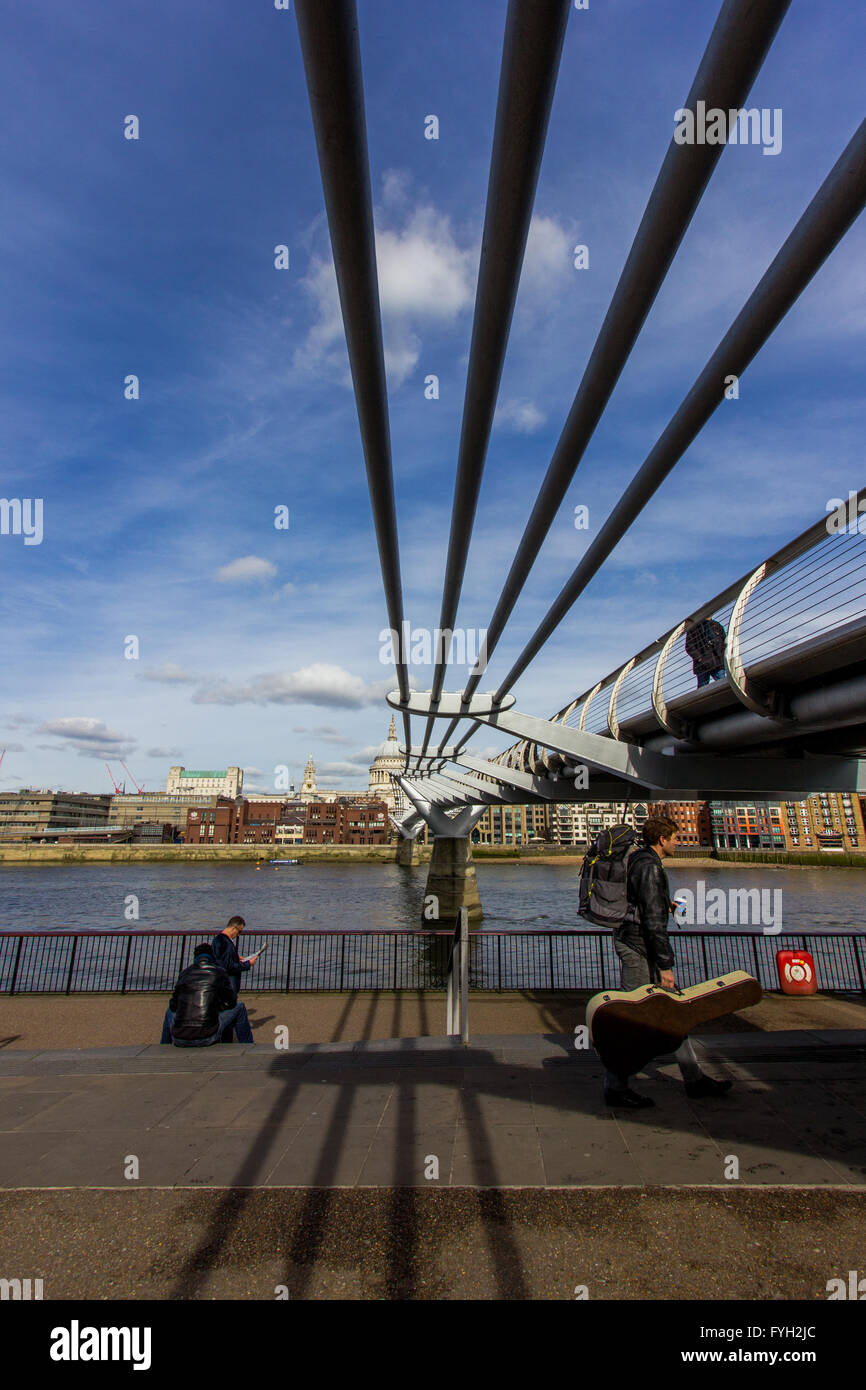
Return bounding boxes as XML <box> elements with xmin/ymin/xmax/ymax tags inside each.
<box><xmin>1</xmin><ymin>0</ymin><xmax>864</xmax><ymax>795</ymax></box>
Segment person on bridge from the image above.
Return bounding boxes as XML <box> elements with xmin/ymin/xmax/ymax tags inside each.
<box><xmin>685</xmin><ymin>616</ymin><xmax>727</xmax><ymax>687</ymax></box>
<box><xmin>160</xmin><ymin>943</ymin><xmax>254</xmax><ymax>1046</ymax></box>
<box><xmin>603</xmin><ymin>816</ymin><xmax>732</xmax><ymax>1108</ymax></box>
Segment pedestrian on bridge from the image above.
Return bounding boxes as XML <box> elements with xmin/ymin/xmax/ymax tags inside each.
<box><xmin>685</xmin><ymin>616</ymin><xmax>727</xmax><ymax>687</ymax></box>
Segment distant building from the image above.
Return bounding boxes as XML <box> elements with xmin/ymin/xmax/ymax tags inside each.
<box><xmin>185</xmin><ymin>798</ymin><xmax>293</xmax><ymax>846</ymax></box>
<box><xmin>275</xmin><ymin>811</ymin><xmax>306</xmax><ymax>847</ymax></box>
<box><xmin>304</xmin><ymin>798</ymin><xmax>389</xmax><ymax>845</ymax></box>
<box><xmin>298</xmin><ymin>754</ymin><xmax>319</xmax><ymax>801</ymax></box>
<box><xmin>541</xmin><ymin>801</ymin><xmax>648</xmax><ymax>848</ymax></box>
<box><xmin>709</xmin><ymin>801</ymin><xmax>786</xmax><ymax>850</ymax></box>
<box><xmin>783</xmin><ymin>793</ymin><xmax>864</xmax><ymax>851</ymax></box>
<box><xmin>367</xmin><ymin>717</ymin><xmax>406</xmax><ymax>820</ymax></box>
<box><xmin>647</xmin><ymin>801</ymin><xmax>712</xmax><ymax>847</ymax></box>
<box><xmin>109</xmin><ymin>792</ymin><xmax>226</xmax><ymax>834</ymax></box>
<box><xmin>473</xmin><ymin>803</ymin><xmax>549</xmax><ymax>846</ymax></box>
<box><xmin>167</xmin><ymin>766</ymin><xmax>243</xmax><ymax>798</ymax></box>
<box><xmin>0</xmin><ymin>791</ymin><xmax>111</xmax><ymax>840</ymax></box>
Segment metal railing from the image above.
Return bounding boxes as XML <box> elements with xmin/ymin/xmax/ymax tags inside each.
<box><xmin>1</xmin><ymin>928</ymin><xmax>864</xmax><ymax>995</ymax></box>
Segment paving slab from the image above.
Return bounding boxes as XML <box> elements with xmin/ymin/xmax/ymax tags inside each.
<box><xmin>0</xmin><ymin>1032</ymin><xmax>864</xmax><ymax>1189</ymax></box>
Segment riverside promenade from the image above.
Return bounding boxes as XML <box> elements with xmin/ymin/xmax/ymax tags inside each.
<box><xmin>0</xmin><ymin>992</ymin><xmax>865</xmax><ymax>1298</ymax></box>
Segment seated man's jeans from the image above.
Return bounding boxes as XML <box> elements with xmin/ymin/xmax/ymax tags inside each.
<box><xmin>696</xmin><ymin>668</ymin><xmax>725</xmax><ymax>687</ymax></box>
<box><xmin>602</xmin><ymin>938</ymin><xmax>702</xmax><ymax>1089</ymax></box>
<box><xmin>160</xmin><ymin>1003</ymin><xmax>254</xmax><ymax>1046</ymax></box>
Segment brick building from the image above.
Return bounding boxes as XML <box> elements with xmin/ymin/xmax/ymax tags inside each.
<box><xmin>185</xmin><ymin>798</ymin><xmax>290</xmax><ymax>845</ymax></box>
<box><xmin>782</xmin><ymin>792</ymin><xmax>864</xmax><ymax>851</ymax></box>
<box><xmin>647</xmin><ymin>801</ymin><xmax>712</xmax><ymax>847</ymax></box>
<box><xmin>304</xmin><ymin>799</ymin><xmax>389</xmax><ymax>845</ymax></box>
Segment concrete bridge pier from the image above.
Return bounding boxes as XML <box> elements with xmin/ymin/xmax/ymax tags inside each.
<box><xmin>396</xmin><ymin>837</ymin><xmax>421</xmax><ymax>867</ymax></box>
<box><xmin>392</xmin><ymin>809</ymin><xmax>424</xmax><ymax>867</ymax></box>
<box><xmin>425</xmin><ymin>835</ymin><xmax>483</xmax><ymax>927</ymax></box>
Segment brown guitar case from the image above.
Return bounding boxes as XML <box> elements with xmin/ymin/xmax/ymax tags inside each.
<box><xmin>586</xmin><ymin>970</ymin><xmax>762</xmax><ymax>1077</ymax></box>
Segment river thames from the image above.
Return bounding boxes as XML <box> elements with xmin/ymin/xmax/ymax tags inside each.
<box><xmin>0</xmin><ymin>860</ymin><xmax>863</xmax><ymax>935</ymax></box>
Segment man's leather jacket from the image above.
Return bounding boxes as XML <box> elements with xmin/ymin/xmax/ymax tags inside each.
<box><xmin>169</xmin><ymin>956</ymin><xmax>237</xmax><ymax>1039</ymax></box>
<box><xmin>615</xmin><ymin>846</ymin><xmax>675</xmax><ymax>970</ymax></box>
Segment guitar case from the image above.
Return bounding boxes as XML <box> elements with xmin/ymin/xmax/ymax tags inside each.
<box><xmin>586</xmin><ymin>970</ymin><xmax>762</xmax><ymax>1077</ymax></box>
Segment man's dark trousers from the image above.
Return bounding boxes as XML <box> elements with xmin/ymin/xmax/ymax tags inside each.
<box><xmin>160</xmin><ymin>1002</ymin><xmax>254</xmax><ymax>1046</ymax></box>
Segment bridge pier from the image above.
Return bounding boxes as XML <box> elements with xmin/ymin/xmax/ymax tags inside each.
<box><xmin>396</xmin><ymin>836</ymin><xmax>421</xmax><ymax>867</ymax></box>
<box><xmin>425</xmin><ymin>836</ymin><xmax>483</xmax><ymax>927</ymax></box>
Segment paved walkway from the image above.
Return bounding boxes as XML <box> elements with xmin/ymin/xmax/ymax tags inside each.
<box><xmin>2</xmin><ymin>1029</ymin><xmax>865</xmax><ymax>1189</ymax></box>
<box><xmin>3</xmin><ymin>987</ymin><xmax>864</xmax><ymax>1049</ymax></box>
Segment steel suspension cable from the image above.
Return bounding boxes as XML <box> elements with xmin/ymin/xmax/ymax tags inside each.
<box><xmin>295</xmin><ymin>0</ymin><xmax>412</xmax><ymax>754</ymax></box>
<box><xmin>419</xmin><ymin>0</ymin><xmax>571</xmax><ymax>761</ymax></box>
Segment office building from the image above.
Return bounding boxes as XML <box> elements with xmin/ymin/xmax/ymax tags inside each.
<box><xmin>166</xmin><ymin>766</ymin><xmax>243</xmax><ymax>798</ymax></box>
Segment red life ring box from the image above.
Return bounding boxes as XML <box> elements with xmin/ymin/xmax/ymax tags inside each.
<box><xmin>776</xmin><ymin>950</ymin><xmax>818</xmax><ymax>994</ymax></box>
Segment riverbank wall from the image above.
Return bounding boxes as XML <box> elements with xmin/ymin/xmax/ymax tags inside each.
<box><xmin>1</xmin><ymin>843</ymin><xmax>863</xmax><ymax>868</ymax></box>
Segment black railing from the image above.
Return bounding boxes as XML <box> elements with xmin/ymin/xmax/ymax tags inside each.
<box><xmin>1</xmin><ymin>929</ymin><xmax>865</xmax><ymax>994</ymax></box>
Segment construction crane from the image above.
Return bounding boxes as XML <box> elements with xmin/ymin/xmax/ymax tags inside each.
<box><xmin>105</xmin><ymin>763</ymin><xmax>123</xmax><ymax>794</ymax></box>
<box><xmin>120</xmin><ymin>761</ymin><xmax>144</xmax><ymax>794</ymax></box>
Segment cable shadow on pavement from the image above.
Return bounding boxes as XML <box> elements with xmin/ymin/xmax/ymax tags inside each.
<box><xmin>157</xmin><ymin>1033</ymin><xmax>866</xmax><ymax>1299</ymax></box>
<box><xmin>168</xmin><ymin>1048</ymin><xmax>542</xmax><ymax>1299</ymax></box>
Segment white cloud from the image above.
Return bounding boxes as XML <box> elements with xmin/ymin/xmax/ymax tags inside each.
<box><xmin>191</xmin><ymin>663</ymin><xmax>396</xmax><ymax>710</ymax></box>
<box><xmin>140</xmin><ymin>663</ymin><xmax>197</xmax><ymax>684</ymax></box>
<box><xmin>296</xmin><ymin>203</ymin><xmax>476</xmax><ymax>387</ymax></box>
<box><xmin>521</xmin><ymin>214</ymin><xmax>574</xmax><ymax>291</ymax></box>
<box><xmin>495</xmin><ymin>398</ymin><xmax>546</xmax><ymax>434</ymax></box>
<box><xmin>376</xmin><ymin>207</ymin><xmax>474</xmax><ymax>320</ymax></box>
<box><xmin>36</xmin><ymin>717</ymin><xmax>136</xmax><ymax>759</ymax></box>
<box><xmin>213</xmin><ymin>556</ymin><xmax>277</xmax><ymax>584</ymax></box>
<box><xmin>317</xmin><ymin>760</ymin><xmax>374</xmax><ymax>780</ymax></box>
<box><xmin>146</xmin><ymin>746</ymin><xmax>184</xmax><ymax>758</ymax></box>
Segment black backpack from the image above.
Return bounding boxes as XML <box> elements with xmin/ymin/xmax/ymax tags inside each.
<box><xmin>578</xmin><ymin>824</ymin><xmax>637</xmax><ymax>927</ymax></box>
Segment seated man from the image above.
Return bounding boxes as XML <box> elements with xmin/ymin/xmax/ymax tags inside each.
<box><xmin>160</xmin><ymin>943</ymin><xmax>254</xmax><ymax>1046</ymax></box>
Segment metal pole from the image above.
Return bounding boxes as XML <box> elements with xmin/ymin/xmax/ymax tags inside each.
<box><xmin>459</xmin><ymin>907</ymin><xmax>470</xmax><ymax>1045</ymax></box>
<box><xmin>294</xmin><ymin>0</ymin><xmax>412</xmax><ymax>757</ymax></box>
<box><xmin>8</xmin><ymin>935</ymin><xmax>24</xmax><ymax>996</ymax></box>
<box><xmin>120</xmin><ymin>935</ymin><xmax>133</xmax><ymax>995</ymax></box>
<box><xmin>65</xmin><ymin>935</ymin><xmax>79</xmax><ymax>996</ymax></box>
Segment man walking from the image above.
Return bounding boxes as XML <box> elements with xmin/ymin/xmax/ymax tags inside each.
<box><xmin>603</xmin><ymin>816</ymin><xmax>732</xmax><ymax>1108</ymax></box>
<box><xmin>685</xmin><ymin>616</ymin><xmax>727</xmax><ymax>687</ymax></box>
<box><xmin>160</xmin><ymin>943</ymin><xmax>255</xmax><ymax>1046</ymax></box>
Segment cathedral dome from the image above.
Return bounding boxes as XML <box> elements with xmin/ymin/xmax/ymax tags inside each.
<box><xmin>374</xmin><ymin>715</ymin><xmax>401</xmax><ymax>762</ymax></box>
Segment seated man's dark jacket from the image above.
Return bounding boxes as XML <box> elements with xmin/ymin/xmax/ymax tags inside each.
<box><xmin>615</xmin><ymin>847</ymin><xmax>675</xmax><ymax>970</ymax></box>
<box><xmin>169</xmin><ymin>956</ymin><xmax>237</xmax><ymax>1039</ymax></box>
<box><xmin>211</xmin><ymin>931</ymin><xmax>250</xmax><ymax>991</ymax></box>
